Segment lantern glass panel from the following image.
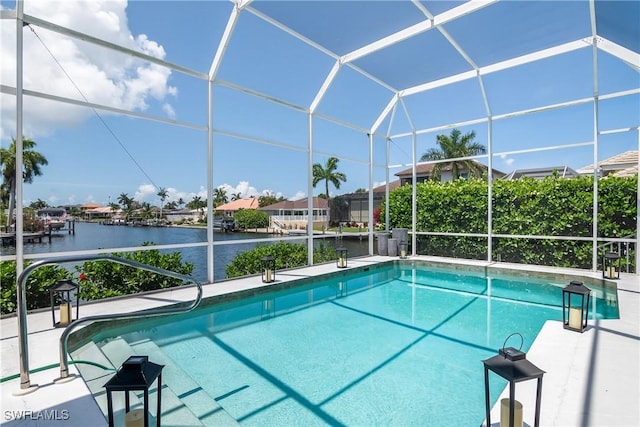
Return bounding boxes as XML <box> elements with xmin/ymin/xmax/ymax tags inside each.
<box><xmin>337</xmin><ymin>247</ymin><xmax>348</xmax><ymax>268</ymax></box>
<box><xmin>562</xmin><ymin>281</ymin><xmax>591</xmax><ymax>332</ymax></box>
<box><xmin>262</xmin><ymin>256</ymin><xmax>276</xmax><ymax>283</ymax></box>
<box><xmin>50</xmin><ymin>280</ymin><xmax>79</xmax><ymax>327</ymax></box>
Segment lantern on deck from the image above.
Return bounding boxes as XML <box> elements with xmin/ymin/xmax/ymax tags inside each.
<box><xmin>337</xmin><ymin>247</ymin><xmax>348</xmax><ymax>268</ymax></box>
<box><xmin>562</xmin><ymin>281</ymin><xmax>591</xmax><ymax>333</ymax></box>
<box><xmin>399</xmin><ymin>241</ymin><xmax>408</xmax><ymax>259</ymax></box>
<box><xmin>50</xmin><ymin>279</ymin><xmax>79</xmax><ymax>327</ymax></box>
<box><xmin>104</xmin><ymin>355</ymin><xmax>164</xmax><ymax>427</ymax></box>
<box><xmin>602</xmin><ymin>252</ymin><xmax>620</xmax><ymax>280</ymax></box>
<box><xmin>261</xmin><ymin>256</ymin><xmax>276</xmax><ymax>283</ymax></box>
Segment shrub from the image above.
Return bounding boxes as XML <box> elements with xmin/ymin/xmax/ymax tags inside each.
<box><xmin>1</xmin><ymin>260</ymin><xmax>70</xmax><ymax>315</ymax></box>
<box><xmin>226</xmin><ymin>241</ymin><xmax>337</xmax><ymax>279</ymax></box>
<box><xmin>0</xmin><ymin>243</ymin><xmax>194</xmax><ymax>314</ymax></box>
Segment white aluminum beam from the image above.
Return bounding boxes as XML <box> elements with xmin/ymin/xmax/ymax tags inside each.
<box><xmin>209</xmin><ymin>3</ymin><xmax>242</xmax><ymax>80</ymax></box>
<box><xmin>402</xmin><ymin>40</ymin><xmax>588</xmax><ymax>97</ymax></box>
<box><xmin>23</xmin><ymin>14</ymin><xmax>207</xmax><ymax>80</ymax></box>
<box><xmin>371</xmin><ymin>93</ymin><xmax>399</xmax><ymax>134</ymax></box>
<box><xmin>591</xmin><ymin>37</ymin><xmax>640</xmax><ymax>72</ymax></box>
<box><xmin>343</xmin><ymin>20</ymin><xmax>433</xmax><ymax>64</ymax></box>
<box><xmin>310</xmin><ymin>60</ymin><xmax>341</xmax><ymax>113</ymax></box>
<box><xmin>0</xmin><ymin>85</ymin><xmax>207</xmax><ymax>131</ymax></box>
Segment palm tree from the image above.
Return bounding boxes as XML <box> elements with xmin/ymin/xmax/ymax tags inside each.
<box><xmin>187</xmin><ymin>195</ymin><xmax>207</xmax><ymax>220</ymax></box>
<box><xmin>0</xmin><ymin>137</ymin><xmax>48</xmax><ymax>227</ymax></box>
<box><xmin>117</xmin><ymin>193</ymin><xmax>133</xmax><ymax>209</ymax></box>
<box><xmin>231</xmin><ymin>192</ymin><xmax>241</xmax><ymax>201</ymax></box>
<box><xmin>213</xmin><ymin>187</ymin><xmax>228</xmax><ymax>207</ymax></box>
<box><xmin>420</xmin><ymin>129</ymin><xmax>486</xmax><ymax>181</ymax></box>
<box><xmin>157</xmin><ymin>187</ymin><xmax>168</xmax><ymax>219</ymax></box>
<box><xmin>312</xmin><ymin>157</ymin><xmax>347</xmax><ymax>202</ymax></box>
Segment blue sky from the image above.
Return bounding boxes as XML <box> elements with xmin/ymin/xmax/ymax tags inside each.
<box><xmin>1</xmin><ymin>0</ymin><xmax>638</xmax><ymax>208</ymax></box>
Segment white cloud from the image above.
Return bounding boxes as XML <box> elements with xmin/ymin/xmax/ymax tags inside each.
<box><xmin>133</xmin><ymin>183</ymin><xmax>156</xmax><ymax>202</ymax></box>
<box><xmin>290</xmin><ymin>191</ymin><xmax>306</xmax><ymax>201</ymax></box>
<box><xmin>0</xmin><ymin>0</ymin><xmax>177</xmax><ymax>139</ymax></box>
<box><xmin>500</xmin><ymin>154</ymin><xmax>515</xmax><ymax>167</ymax></box>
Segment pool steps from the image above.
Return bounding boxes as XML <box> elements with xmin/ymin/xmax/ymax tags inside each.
<box><xmin>71</xmin><ymin>338</ymin><xmax>239</xmax><ymax>426</ymax></box>
<box><xmin>130</xmin><ymin>339</ymin><xmax>239</xmax><ymax>426</ymax></box>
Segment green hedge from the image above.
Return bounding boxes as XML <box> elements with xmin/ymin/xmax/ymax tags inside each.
<box><xmin>1</xmin><ymin>244</ymin><xmax>194</xmax><ymax>315</ymax></box>
<box><xmin>226</xmin><ymin>241</ymin><xmax>337</xmax><ymax>279</ymax></box>
<box><xmin>384</xmin><ymin>175</ymin><xmax>637</xmax><ymax>268</ymax></box>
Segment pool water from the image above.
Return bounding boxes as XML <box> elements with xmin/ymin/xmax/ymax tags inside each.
<box><xmin>86</xmin><ymin>263</ymin><xmax>618</xmax><ymax>426</ymax></box>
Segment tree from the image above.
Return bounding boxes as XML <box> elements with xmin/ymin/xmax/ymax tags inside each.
<box><xmin>29</xmin><ymin>199</ymin><xmax>48</xmax><ymax>210</ymax></box>
<box><xmin>258</xmin><ymin>192</ymin><xmax>283</xmax><ymax>208</ymax></box>
<box><xmin>118</xmin><ymin>193</ymin><xmax>133</xmax><ymax>209</ymax></box>
<box><xmin>420</xmin><ymin>129</ymin><xmax>486</xmax><ymax>181</ymax></box>
<box><xmin>313</xmin><ymin>157</ymin><xmax>347</xmax><ymax>201</ymax></box>
<box><xmin>312</xmin><ymin>157</ymin><xmax>346</xmax><ymax>221</ymax></box>
<box><xmin>231</xmin><ymin>192</ymin><xmax>241</xmax><ymax>201</ymax></box>
<box><xmin>108</xmin><ymin>202</ymin><xmax>119</xmax><ymax>217</ymax></box>
<box><xmin>234</xmin><ymin>208</ymin><xmax>269</xmax><ymax>230</ymax></box>
<box><xmin>117</xmin><ymin>193</ymin><xmax>134</xmax><ymax>221</ymax></box>
<box><xmin>213</xmin><ymin>187</ymin><xmax>228</xmax><ymax>207</ymax></box>
<box><xmin>0</xmin><ymin>137</ymin><xmax>48</xmax><ymax>227</ymax></box>
<box><xmin>187</xmin><ymin>195</ymin><xmax>207</xmax><ymax>220</ymax></box>
<box><xmin>157</xmin><ymin>187</ymin><xmax>168</xmax><ymax>219</ymax></box>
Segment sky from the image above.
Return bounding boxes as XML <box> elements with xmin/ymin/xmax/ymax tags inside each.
<box><xmin>0</xmin><ymin>0</ymin><xmax>638</xmax><ymax>208</ymax></box>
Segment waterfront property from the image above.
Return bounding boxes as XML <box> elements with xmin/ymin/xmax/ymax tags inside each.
<box><xmin>1</xmin><ymin>2</ymin><xmax>638</xmax><ymax>427</ymax></box>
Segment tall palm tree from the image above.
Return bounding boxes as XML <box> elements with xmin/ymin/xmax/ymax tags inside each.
<box><xmin>313</xmin><ymin>157</ymin><xmax>347</xmax><ymax>223</ymax></box>
<box><xmin>420</xmin><ymin>129</ymin><xmax>486</xmax><ymax>181</ymax></box>
<box><xmin>117</xmin><ymin>193</ymin><xmax>133</xmax><ymax>209</ymax></box>
<box><xmin>213</xmin><ymin>187</ymin><xmax>228</xmax><ymax>207</ymax></box>
<box><xmin>312</xmin><ymin>157</ymin><xmax>347</xmax><ymax>202</ymax></box>
<box><xmin>0</xmin><ymin>137</ymin><xmax>48</xmax><ymax>226</ymax></box>
<box><xmin>157</xmin><ymin>187</ymin><xmax>168</xmax><ymax>219</ymax></box>
<box><xmin>231</xmin><ymin>192</ymin><xmax>241</xmax><ymax>201</ymax></box>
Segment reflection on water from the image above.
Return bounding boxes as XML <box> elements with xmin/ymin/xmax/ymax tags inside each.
<box><xmin>1</xmin><ymin>222</ymin><xmax>370</xmax><ymax>282</ymax></box>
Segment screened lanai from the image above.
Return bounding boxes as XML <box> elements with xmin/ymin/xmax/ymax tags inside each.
<box><xmin>1</xmin><ymin>0</ymin><xmax>638</xmax><ymax>281</ymax></box>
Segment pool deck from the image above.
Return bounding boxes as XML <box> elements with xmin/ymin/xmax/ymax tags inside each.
<box><xmin>1</xmin><ymin>256</ymin><xmax>638</xmax><ymax>426</ymax></box>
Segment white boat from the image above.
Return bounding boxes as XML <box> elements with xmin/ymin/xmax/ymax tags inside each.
<box><xmin>37</xmin><ymin>208</ymin><xmax>68</xmax><ymax>230</ymax></box>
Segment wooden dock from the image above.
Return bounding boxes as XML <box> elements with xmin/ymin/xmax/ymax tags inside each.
<box><xmin>0</xmin><ymin>231</ymin><xmax>49</xmax><ymax>246</ymax></box>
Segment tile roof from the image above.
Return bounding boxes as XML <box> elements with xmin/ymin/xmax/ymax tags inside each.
<box><xmin>394</xmin><ymin>161</ymin><xmax>505</xmax><ymax>177</ymax></box>
<box><xmin>577</xmin><ymin>150</ymin><xmax>638</xmax><ymax>174</ymax></box>
<box><xmin>260</xmin><ymin>197</ymin><xmax>328</xmax><ymax>210</ymax></box>
<box><xmin>215</xmin><ymin>197</ymin><xmax>259</xmax><ymax>211</ymax></box>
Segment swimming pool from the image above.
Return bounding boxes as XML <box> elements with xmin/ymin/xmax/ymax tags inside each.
<box><xmin>71</xmin><ymin>261</ymin><xmax>618</xmax><ymax>426</ymax></box>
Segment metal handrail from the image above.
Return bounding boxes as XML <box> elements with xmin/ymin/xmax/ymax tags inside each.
<box><xmin>15</xmin><ymin>254</ymin><xmax>203</xmax><ymax>389</ymax></box>
<box><xmin>597</xmin><ymin>233</ymin><xmax>636</xmax><ymax>274</ymax></box>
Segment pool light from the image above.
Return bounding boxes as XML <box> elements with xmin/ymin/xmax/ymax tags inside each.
<box><xmin>50</xmin><ymin>279</ymin><xmax>79</xmax><ymax>327</ymax></box>
<box><xmin>337</xmin><ymin>247</ymin><xmax>348</xmax><ymax>268</ymax></box>
<box><xmin>562</xmin><ymin>281</ymin><xmax>591</xmax><ymax>333</ymax></box>
<box><xmin>261</xmin><ymin>255</ymin><xmax>276</xmax><ymax>283</ymax></box>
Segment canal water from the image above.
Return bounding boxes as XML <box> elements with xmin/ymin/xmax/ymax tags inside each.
<box><xmin>0</xmin><ymin>222</ymin><xmax>370</xmax><ymax>282</ymax></box>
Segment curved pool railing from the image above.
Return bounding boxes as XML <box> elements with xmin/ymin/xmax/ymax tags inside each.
<box><xmin>15</xmin><ymin>254</ymin><xmax>203</xmax><ymax>390</ymax></box>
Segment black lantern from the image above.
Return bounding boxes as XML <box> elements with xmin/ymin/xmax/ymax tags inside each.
<box><xmin>399</xmin><ymin>241</ymin><xmax>408</xmax><ymax>259</ymax></box>
<box><xmin>261</xmin><ymin>256</ymin><xmax>276</xmax><ymax>283</ymax></box>
<box><xmin>602</xmin><ymin>252</ymin><xmax>620</xmax><ymax>279</ymax></box>
<box><xmin>562</xmin><ymin>281</ymin><xmax>591</xmax><ymax>332</ymax></box>
<box><xmin>337</xmin><ymin>247</ymin><xmax>348</xmax><ymax>268</ymax></box>
<box><xmin>104</xmin><ymin>355</ymin><xmax>164</xmax><ymax>427</ymax></box>
<box><xmin>483</xmin><ymin>334</ymin><xmax>545</xmax><ymax>427</ymax></box>
<box><xmin>50</xmin><ymin>279</ymin><xmax>79</xmax><ymax>327</ymax></box>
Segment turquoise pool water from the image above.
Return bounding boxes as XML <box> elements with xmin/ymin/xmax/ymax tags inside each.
<box><xmin>88</xmin><ymin>263</ymin><xmax>618</xmax><ymax>426</ymax></box>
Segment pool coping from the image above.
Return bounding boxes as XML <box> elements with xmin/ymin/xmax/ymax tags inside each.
<box><xmin>1</xmin><ymin>256</ymin><xmax>638</xmax><ymax>426</ymax></box>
